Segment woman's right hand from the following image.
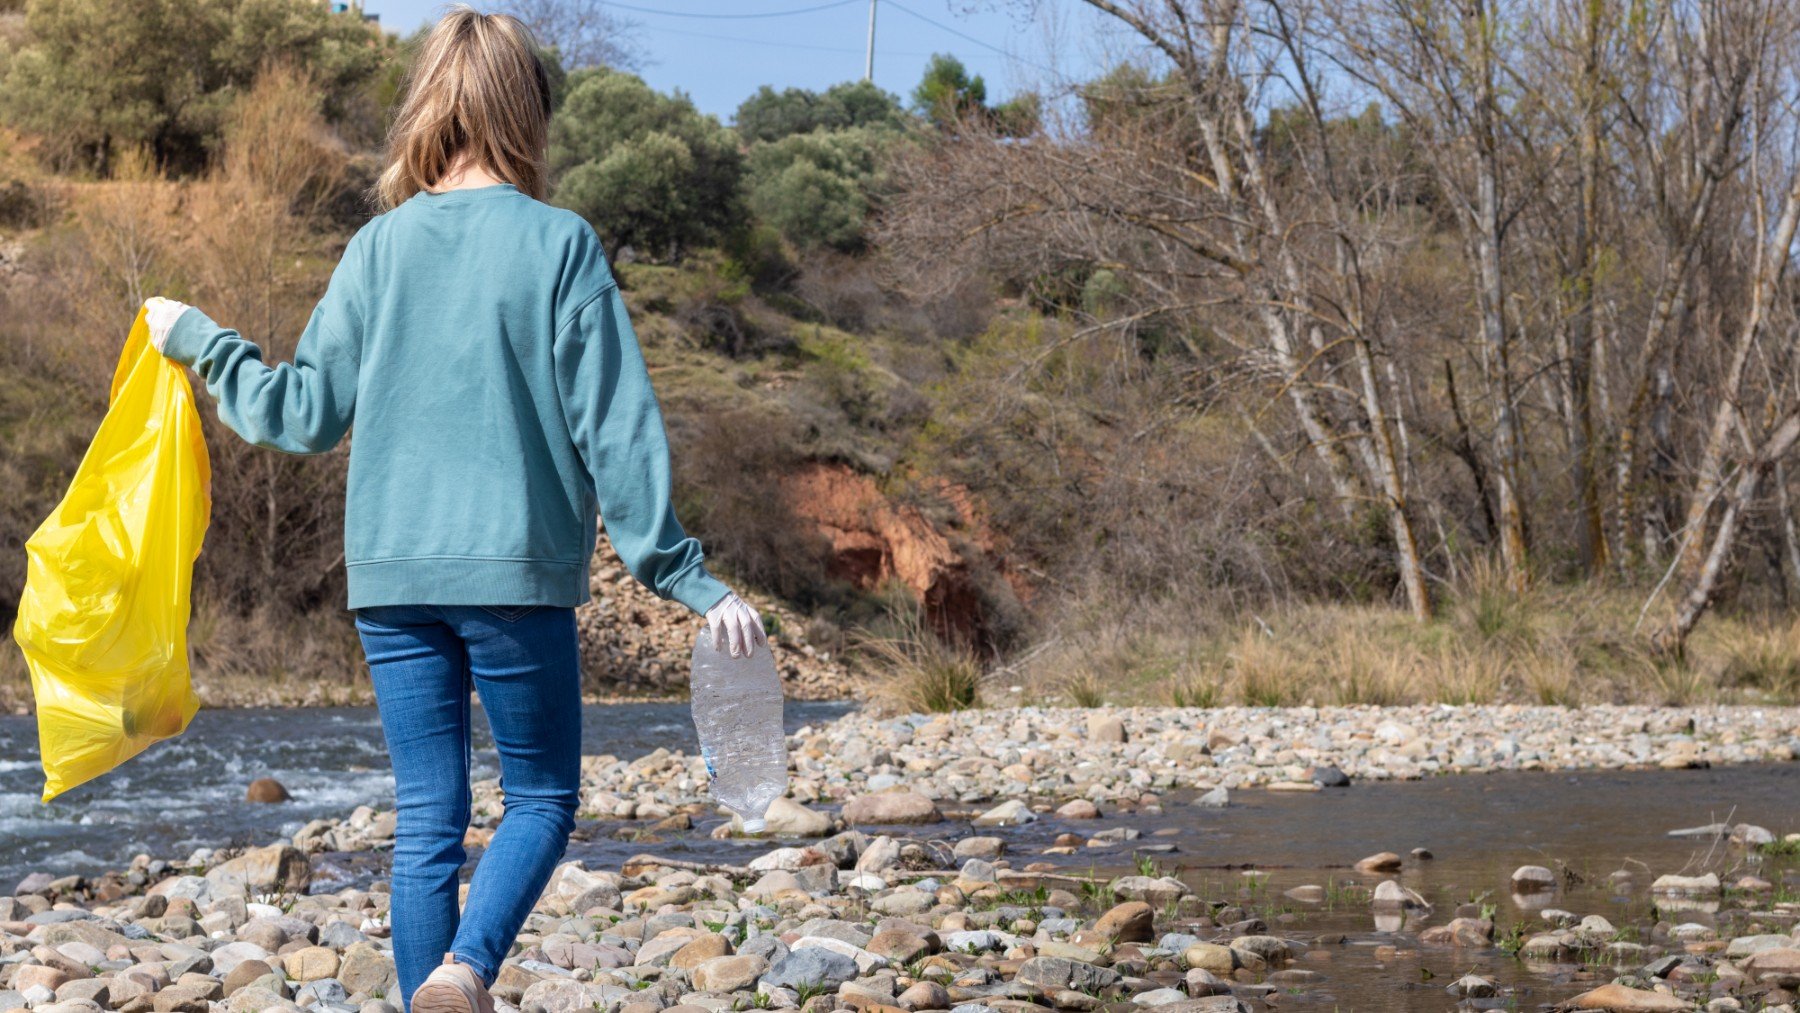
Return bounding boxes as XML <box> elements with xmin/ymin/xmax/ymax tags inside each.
<box><xmin>706</xmin><ymin>592</ymin><xmax>767</xmax><ymax>658</ymax></box>
<box><xmin>144</xmin><ymin>297</ymin><xmax>190</xmax><ymax>354</ymax></box>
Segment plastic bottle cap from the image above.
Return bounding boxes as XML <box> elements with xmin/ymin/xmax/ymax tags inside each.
<box><xmin>741</xmin><ymin>818</ymin><xmax>767</xmax><ymax>834</ymax></box>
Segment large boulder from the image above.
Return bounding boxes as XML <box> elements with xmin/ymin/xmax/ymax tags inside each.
<box><xmin>1016</xmin><ymin>957</ymin><xmax>1120</xmax><ymax>993</ymax></box>
<box><xmin>841</xmin><ymin>792</ymin><xmax>941</xmax><ymax>826</ymax></box>
<box><xmin>670</xmin><ymin>933</ymin><xmax>733</xmax><ymax>970</ymax></box>
<box><xmin>519</xmin><ymin>978</ymin><xmax>630</xmax><ymax>1013</ymax></box>
<box><xmin>205</xmin><ymin>846</ymin><xmax>311</xmax><ymax>898</ymax></box>
<box><xmin>1649</xmin><ymin>873</ymin><xmax>1720</xmax><ymax>895</ymax></box>
<box><xmin>1092</xmin><ymin>901</ymin><xmax>1154</xmax><ymax>943</ymax></box>
<box><xmin>1562</xmin><ymin>983</ymin><xmax>1693</xmax><ymax>1011</ymax></box>
<box><xmin>286</xmin><ymin>948</ymin><xmax>340</xmax><ymax>982</ymax></box>
<box><xmin>971</xmin><ymin>800</ymin><xmax>1036</xmax><ymax>827</ymax></box>
<box><xmin>730</xmin><ymin>798</ymin><xmax>831</xmax><ymax>838</ymax></box>
<box><xmin>244</xmin><ymin>779</ymin><xmax>290</xmax><ymax>803</ymax></box>
<box><xmin>1109</xmin><ymin>876</ymin><xmax>1189</xmax><ymax>907</ymax></box>
<box><xmin>761</xmin><ymin>948</ymin><xmax>859</xmax><ymax>991</ymax></box>
<box><xmin>1743</xmin><ymin>948</ymin><xmax>1800</xmax><ymax>987</ymax></box>
<box><xmin>542</xmin><ymin>863</ymin><xmax>623</xmax><ymax>913</ymax></box>
<box><xmin>690</xmin><ymin>954</ymin><xmax>767</xmax><ymax>993</ymax></box>
<box><xmin>336</xmin><ymin>944</ymin><xmax>397</xmax><ymax>997</ymax></box>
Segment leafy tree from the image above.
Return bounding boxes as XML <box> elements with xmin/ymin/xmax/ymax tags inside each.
<box><xmin>550</xmin><ymin>69</ymin><xmax>742</xmax><ymax>258</ymax></box>
<box><xmin>736</xmin><ymin>86</ymin><xmax>834</xmax><ymax>144</ymax></box>
<box><xmin>827</xmin><ymin>79</ymin><xmax>908</xmax><ymax>133</ymax></box>
<box><xmin>0</xmin><ymin>0</ymin><xmax>389</xmax><ymax>174</ymax></box>
<box><xmin>1078</xmin><ymin>63</ymin><xmax>1189</xmax><ymax>145</ymax></box>
<box><xmin>735</xmin><ymin>79</ymin><xmax>906</xmax><ymax>144</ymax></box>
<box><xmin>746</xmin><ymin>127</ymin><xmax>894</xmax><ymax>251</ymax></box>
<box><xmin>912</xmin><ymin>53</ymin><xmax>985</xmax><ymax>128</ymax></box>
<box><xmin>990</xmin><ymin>92</ymin><xmax>1042</xmax><ymax>137</ymax></box>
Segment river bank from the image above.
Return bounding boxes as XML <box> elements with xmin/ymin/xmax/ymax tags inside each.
<box><xmin>2</xmin><ymin>704</ymin><xmax>1799</xmax><ymax>1010</ymax></box>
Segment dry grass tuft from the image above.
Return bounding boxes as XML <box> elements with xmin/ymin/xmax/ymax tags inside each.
<box><xmin>859</xmin><ymin>606</ymin><xmax>985</xmax><ymax>715</ymax></box>
<box><xmin>1011</xmin><ymin>563</ymin><xmax>1800</xmax><ymax>709</ymax></box>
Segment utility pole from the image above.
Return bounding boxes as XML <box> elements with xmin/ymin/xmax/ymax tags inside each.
<box><xmin>865</xmin><ymin>0</ymin><xmax>877</xmax><ymax>81</ymax></box>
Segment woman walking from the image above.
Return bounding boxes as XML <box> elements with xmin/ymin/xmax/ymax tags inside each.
<box><xmin>143</xmin><ymin>9</ymin><xmax>765</xmax><ymax>1013</ymax></box>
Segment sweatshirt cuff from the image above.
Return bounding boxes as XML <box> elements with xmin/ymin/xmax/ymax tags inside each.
<box><xmin>161</xmin><ymin>306</ymin><xmax>220</xmax><ymax>367</ymax></box>
<box><xmin>669</xmin><ymin>565</ymin><xmax>731</xmax><ymax>617</ymax></box>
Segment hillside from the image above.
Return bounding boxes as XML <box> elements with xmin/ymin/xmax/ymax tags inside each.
<box><xmin>0</xmin><ymin>156</ymin><xmax>1022</xmax><ymax>709</ymax></box>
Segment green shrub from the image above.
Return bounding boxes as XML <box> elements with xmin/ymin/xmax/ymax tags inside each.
<box><xmin>745</xmin><ymin>127</ymin><xmax>893</xmax><ymax>251</ymax></box>
<box><xmin>1</xmin><ymin>0</ymin><xmax>389</xmax><ymax>174</ymax></box>
<box><xmin>550</xmin><ymin>69</ymin><xmax>742</xmax><ymax>258</ymax></box>
<box><xmin>734</xmin><ymin>79</ymin><xmax>906</xmax><ymax>144</ymax></box>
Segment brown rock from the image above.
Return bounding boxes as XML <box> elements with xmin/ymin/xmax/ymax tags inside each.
<box><xmin>1563</xmin><ymin>983</ymin><xmax>1693</xmax><ymax>1011</ymax></box>
<box><xmin>223</xmin><ymin>960</ymin><xmax>274</xmax><ymax>996</ymax></box>
<box><xmin>1418</xmin><ymin>919</ymin><xmax>1494</xmax><ymax>947</ymax></box>
<box><xmin>866</xmin><ymin>929</ymin><xmax>931</xmax><ymax>963</ymax></box>
<box><xmin>36</xmin><ymin>922</ymin><xmax>133</xmax><ymax>952</ymax></box>
<box><xmin>670</xmin><ymin>934</ymin><xmax>732</xmax><ymax>970</ymax></box>
<box><xmin>55</xmin><ymin>979</ymin><xmax>112</xmax><ymax>1007</ymax></box>
<box><xmin>1085</xmin><ymin>714</ymin><xmax>1126</xmax><ymax>743</ymax></box>
<box><xmin>897</xmin><ymin>982</ymin><xmax>949</xmax><ymax>1009</ymax></box>
<box><xmin>1055</xmin><ymin>800</ymin><xmax>1100</xmax><ymax>820</ymax></box>
<box><xmin>12</xmin><ymin>965</ymin><xmax>71</xmax><ymax>993</ymax></box>
<box><xmin>154</xmin><ymin>980</ymin><xmax>224</xmax><ymax>1012</ymax></box>
<box><xmin>1354</xmin><ymin>852</ymin><xmax>1402</xmax><ymax>874</ymax></box>
<box><xmin>245</xmin><ymin>779</ymin><xmax>291</xmax><ymax>803</ymax></box>
<box><xmin>841</xmin><ymin>792</ymin><xmax>942</xmax><ymax>826</ymax></box>
<box><xmin>1092</xmin><ymin>901</ymin><xmax>1154</xmax><ymax>943</ymax></box>
<box><xmin>205</xmin><ymin>845</ymin><xmax>311</xmax><ymax>897</ymax></box>
<box><xmin>1743</xmin><ymin>948</ymin><xmax>1800</xmax><ymax>986</ymax></box>
<box><xmin>286</xmin><ymin>947</ymin><xmax>339</xmax><ymax>982</ymax></box>
<box><xmin>338</xmin><ymin>943</ymin><xmax>397</xmax><ymax>996</ymax></box>
<box><xmin>689</xmin><ymin>954</ymin><xmax>767</xmax><ymax>993</ymax></box>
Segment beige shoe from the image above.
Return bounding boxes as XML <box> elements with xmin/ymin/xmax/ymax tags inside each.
<box><xmin>410</xmin><ymin>954</ymin><xmax>495</xmax><ymax>1013</ymax></box>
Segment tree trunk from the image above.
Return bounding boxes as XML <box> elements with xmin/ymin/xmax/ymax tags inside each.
<box><xmin>1674</xmin><ymin>168</ymin><xmax>1800</xmax><ymax>580</ymax></box>
<box><xmin>1468</xmin><ymin>0</ymin><xmax>1529</xmax><ymax>591</ymax></box>
<box><xmin>1658</xmin><ymin>414</ymin><xmax>1800</xmax><ymax>652</ymax></box>
<box><xmin>1609</xmin><ymin>32</ymin><xmax>1753</xmax><ymax>566</ymax></box>
<box><xmin>1566</xmin><ymin>0</ymin><xmax>1607</xmax><ymax>574</ymax></box>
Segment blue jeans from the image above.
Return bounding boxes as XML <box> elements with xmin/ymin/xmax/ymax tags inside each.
<box><xmin>355</xmin><ymin>605</ymin><xmax>582</xmax><ymax>1009</ymax></box>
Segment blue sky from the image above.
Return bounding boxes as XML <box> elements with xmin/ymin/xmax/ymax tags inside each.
<box><xmin>362</xmin><ymin>1</ymin><xmax>1126</xmax><ymax>121</ymax></box>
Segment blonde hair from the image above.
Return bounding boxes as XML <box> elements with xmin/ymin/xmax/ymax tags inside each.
<box><xmin>375</xmin><ymin>6</ymin><xmax>552</xmax><ymax>210</ymax></box>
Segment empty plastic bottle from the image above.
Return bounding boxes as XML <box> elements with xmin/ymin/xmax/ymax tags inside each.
<box><xmin>690</xmin><ymin>630</ymin><xmax>789</xmax><ymax>832</ymax></box>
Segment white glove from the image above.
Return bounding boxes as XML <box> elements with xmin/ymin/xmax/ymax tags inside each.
<box><xmin>706</xmin><ymin>592</ymin><xmax>767</xmax><ymax>659</ymax></box>
<box><xmin>144</xmin><ymin>297</ymin><xmax>191</xmax><ymax>354</ymax></box>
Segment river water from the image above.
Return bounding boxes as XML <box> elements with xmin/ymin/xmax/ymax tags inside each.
<box><xmin>0</xmin><ymin>701</ymin><xmax>854</xmax><ymax>886</ymax></box>
<box><xmin>3</xmin><ymin>706</ymin><xmax>1795</xmax><ymax>1010</ymax></box>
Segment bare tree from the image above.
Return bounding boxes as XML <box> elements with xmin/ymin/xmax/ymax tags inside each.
<box><xmin>1653</xmin><ymin>4</ymin><xmax>1800</xmax><ymax>649</ymax></box>
<box><xmin>885</xmin><ymin>0</ymin><xmax>1436</xmax><ymax>618</ymax></box>
<box><xmin>500</xmin><ymin>0</ymin><xmax>639</xmax><ymax>70</ymax></box>
<box><xmin>1606</xmin><ymin>3</ymin><xmax>1758</xmax><ymax>569</ymax></box>
<box><xmin>1328</xmin><ymin>0</ymin><xmax>1550</xmax><ymax>593</ymax></box>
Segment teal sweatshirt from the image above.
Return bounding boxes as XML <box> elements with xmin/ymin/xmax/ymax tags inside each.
<box><xmin>162</xmin><ymin>182</ymin><xmax>731</xmax><ymax>615</ymax></box>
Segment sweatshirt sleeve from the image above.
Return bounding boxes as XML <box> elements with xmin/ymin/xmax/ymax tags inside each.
<box><xmin>160</xmin><ymin>240</ymin><xmax>363</xmax><ymax>456</ymax></box>
<box><xmin>554</xmin><ymin>278</ymin><xmax>731</xmax><ymax>616</ymax></box>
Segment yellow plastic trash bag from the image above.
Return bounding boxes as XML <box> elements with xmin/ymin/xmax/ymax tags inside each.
<box><xmin>12</xmin><ymin>307</ymin><xmax>211</xmax><ymax>801</ymax></box>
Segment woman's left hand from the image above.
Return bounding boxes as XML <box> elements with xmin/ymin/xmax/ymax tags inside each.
<box><xmin>144</xmin><ymin>297</ymin><xmax>191</xmax><ymax>354</ymax></box>
<box><xmin>706</xmin><ymin>593</ymin><xmax>767</xmax><ymax>658</ymax></box>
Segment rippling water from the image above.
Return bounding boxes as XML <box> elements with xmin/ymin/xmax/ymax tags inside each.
<box><xmin>0</xmin><ymin>700</ymin><xmax>854</xmax><ymax>886</ymax></box>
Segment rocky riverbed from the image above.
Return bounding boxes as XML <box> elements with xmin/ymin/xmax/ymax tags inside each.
<box><xmin>478</xmin><ymin>703</ymin><xmax>1800</xmax><ymax>828</ymax></box>
<box><xmin>3</xmin><ymin>703</ymin><xmax>1799</xmax><ymax>1013</ymax></box>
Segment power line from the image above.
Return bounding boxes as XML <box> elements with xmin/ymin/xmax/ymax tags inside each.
<box><xmin>604</xmin><ymin>0</ymin><xmax>862</xmax><ymax>19</ymax></box>
<box><xmin>881</xmin><ymin>0</ymin><xmax>1056</xmax><ymax>74</ymax></box>
<box><xmin>637</xmin><ymin>22</ymin><xmax>940</xmax><ymax>59</ymax></box>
